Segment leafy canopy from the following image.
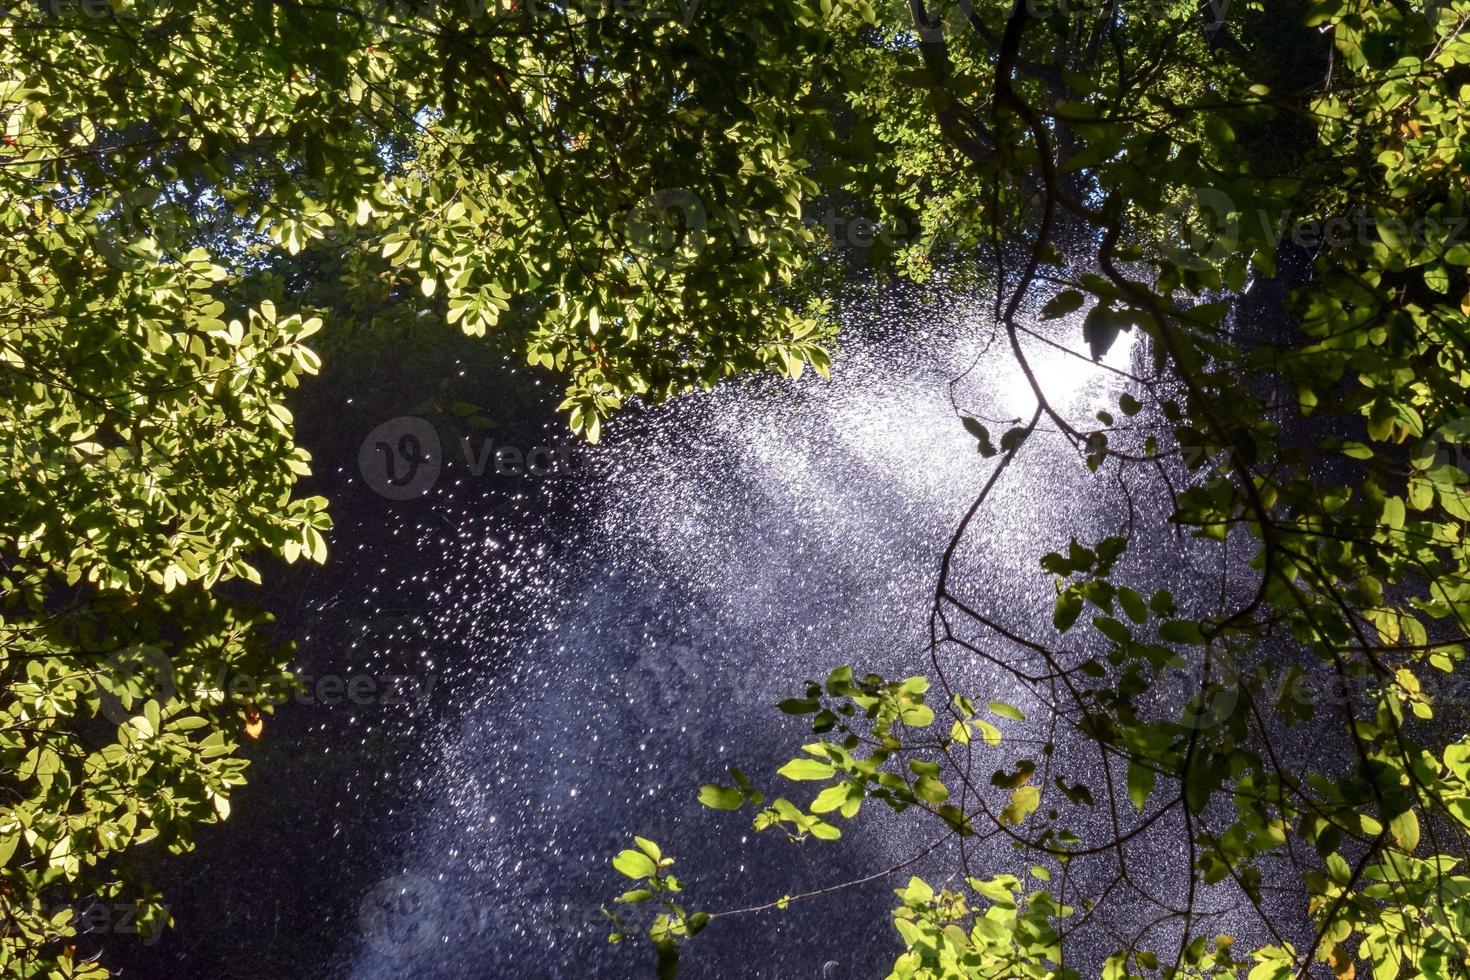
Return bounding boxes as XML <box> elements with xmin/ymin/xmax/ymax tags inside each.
<box><xmin>5</xmin><ymin>0</ymin><xmax>1470</xmax><ymax>977</ymax></box>
<box><xmin>1</xmin><ymin>0</ymin><xmax>874</xmax><ymax>973</ymax></box>
<box><xmin>608</xmin><ymin>2</ymin><xmax>1470</xmax><ymax>980</ymax></box>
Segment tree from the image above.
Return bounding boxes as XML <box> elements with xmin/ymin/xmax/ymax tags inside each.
<box><xmin>0</xmin><ymin>0</ymin><xmax>887</xmax><ymax>973</ymax></box>
<box><xmin>607</xmin><ymin>2</ymin><xmax>1470</xmax><ymax>979</ymax></box>
<box><xmin>4</xmin><ymin>0</ymin><xmax>1469</xmax><ymax>975</ymax></box>
<box><xmin>0</xmin><ymin>127</ymin><xmax>329</xmax><ymax>976</ymax></box>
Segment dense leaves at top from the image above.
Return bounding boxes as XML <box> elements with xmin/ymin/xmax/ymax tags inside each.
<box><xmin>3</xmin><ymin>0</ymin><xmax>867</xmax><ymax>436</ymax></box>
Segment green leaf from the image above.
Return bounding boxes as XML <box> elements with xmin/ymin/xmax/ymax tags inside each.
<box><xmin>615</xmin><ymin>889</ymin><xmax>655</xmax><ymax>903</ymax></box>
<box><xmin>988</xmin><ymin>701</ymin><xmax>1026</xmax><ymax>722</ymax></box>
<box><xmin>972</xmin><ymin>423</ymin><xmax>999</xmax><ymax>457</ymax></box>
<box><xmin>899</xmin><ymin>704</ymin><xmax>935</xmax><ymax>727</ymax></box>
<box><xmin>825</xmin><ymin>666</ymin><xmax>854</xmax><ymax>694</ymax></box>
<box><xmin>1093</xmin><ymin>615</ymin><xmax>1131</xmax><ymax>644</ymax></box>
<box><xmin>1447</xmin><ymin>742</ymin><xmax>1470</xmax><ymax>780</ymax></box>
<box><xmin>1053</xmin><ymin>591</ymin><xmax>1084</xmax><ymax>633</ymax></box>
<box><xmin>1128</xmin><ymin>761</ymin><xmax>1156</xmax><ymax>812</ymax></box>
<box><xmin>807</xmin><ymin>818</ymin><xmax>842</xmax><ymax>840</ymax></box>
<box><xmin>937</xmin><ymin>805</ymin><xmax>975</xmax><ymax>836</ymax></box>
<box><xmin>1083</xmin><ymin>305</ymin><xmax>1121</xmax><ymax>360</ymax></box>
<box><xmin>991</xmin><ymin>759</ymin><xmax>1036</xmax><ymax>789</ymax></box>
<box><xmin>899</xmin><ymin>876</ymin><xmax>935</xmax><ymax>905</ymax></box>
<box><xmin>1389</xmin><ymin>809</ymin><xmax>1420</xmax><ymax>852</ymax></box>
<box><xmin>1118</xmin><ymin>587</ymin><xmax>1148</xmax><ymax>624</ymax></box>
<box><xmin>914</xmin><ymin>776</ymin><xmax>949</xmax><ymax>804</ymax></box>
<box><xmin>611</xmin><ymin>849</ymin><xmax>658</xmax><ymax>880</ymax></box>
<box><xmin>810</xmin><ymin>783</ymin><xmax>852</xmax><ymax>813</ymax></box>
<box><xmin>1000</xmin><ymin>785</ymin><xmax>1040</xmax><ymax>825</ymax></box>
<box><xmin>1159</xmin><ymin>620</ymin><xmax>1206</xmax><ymax>644</ymax></box>
<box><xmin>1000</xmin><ymin>427</ymin><xmax>1031</xmax><ymax>453</ymax></box>
<box><xmin>1055</xmin><ymin>777</ymin><xmax>1095</xmax><ymax>807</ymax></box>
<box><xmin>656</xmin><ymin>938</ymin><xmax>680</xmax><ymax>980</ymax></box>
<box><xmin>1041</xmin><ymin>289</ymin><xmax>1085</xmax><ymax>319</ymax></box>
<box><xmin>970</xmin><ymin>875</ymin><xmax>1019</xmax><ymax>905</ymax></box>
<box><xmin>778</xmin><ymin>759</ymin><xmax>835</xmax><ymax>781</ymax></box>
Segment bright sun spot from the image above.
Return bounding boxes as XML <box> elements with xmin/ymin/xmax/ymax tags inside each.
<box><xmin>995</xmin><ymin>316</ymin><xmax>1137</xmax><ymax>421</ymax></box>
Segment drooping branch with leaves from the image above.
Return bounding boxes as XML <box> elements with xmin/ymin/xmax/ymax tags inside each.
<box><xmin>608</xmin><ymin>2</ymin><xmax>1470</xmax><ymax>978</ymax></box>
